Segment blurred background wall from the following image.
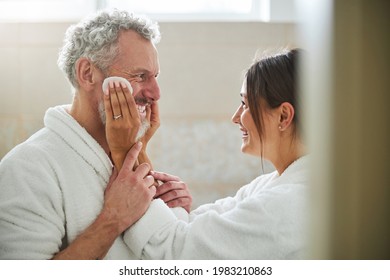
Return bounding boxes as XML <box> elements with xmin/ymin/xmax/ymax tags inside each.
<box><xmin>0</xmin><ymin>20</ymin><xmax>297</xmax><ymax>207</ymax></box>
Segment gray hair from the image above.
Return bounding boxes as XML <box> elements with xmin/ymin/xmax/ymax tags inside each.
<box><xmin>57</xmin><ymin>9</ymin><xmax>161</xmax><ymax>89</ymax></box>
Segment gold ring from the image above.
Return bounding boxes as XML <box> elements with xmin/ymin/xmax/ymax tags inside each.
<box><xmin>113</xmin><ymin>114</ymin><xmax>122</xmax><ymax>120</ymax></box>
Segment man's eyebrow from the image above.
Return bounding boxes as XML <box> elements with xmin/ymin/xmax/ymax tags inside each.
<box><xmin>131</xmin><ymin>67</ymin><xmax>149</xmax><ymax>73</ymax></box>
<box><xmin>129</xmin><ymin>67</ymin><xmax>160</xmax><ymax>76</ymax></box>
<box><xmin>118</xmin><ymin>67</ymin><xmax>159</xmax><ymax>78</ymax></box>
<box><xmin>119</xmin><ymin>69</ymin><xmax>144</xmax><ymax>76</ymax></box>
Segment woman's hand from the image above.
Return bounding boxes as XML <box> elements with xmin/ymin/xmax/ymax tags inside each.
<box><xmin>135</xmin><ymin>98</ymin><xmax>160</xmax><ymax>171</ymax></box>
<box><xmin>139</xmin><ymin>101</ymin><xmax>160</xmax><ymax>151</ymax></box>
<box><xmin>151</xmin><ymin>171</ymin><xmax>193</xmax><ymax>213</ymax></box>
<box><xmin>104</xmin><ymin>80</ymin><xmax>140</xmax><ymax>170</ymax></box>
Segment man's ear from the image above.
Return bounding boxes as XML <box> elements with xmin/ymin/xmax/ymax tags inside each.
<box><xmin>278</xmin><ymin>102</ymin><xmax>295</xmax><ymax>131</ymax></box>
<box><xmin>75</xmin><ymin>57</ymin><xmax>97</xmax><ymax>91</ymax></box>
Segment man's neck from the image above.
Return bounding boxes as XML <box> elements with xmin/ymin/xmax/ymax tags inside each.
<box><xmin>68</xmin><ymin>94</ymin><xmax>110</xmax><ymax>155</ymax></box>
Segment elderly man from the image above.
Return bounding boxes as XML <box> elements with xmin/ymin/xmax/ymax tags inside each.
<box><xmin>0</xmin><ymin>10</ymin><xmax>190</xmax><ymax>260</ymax></box>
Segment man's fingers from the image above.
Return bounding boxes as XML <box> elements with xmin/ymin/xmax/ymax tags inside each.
<box><xmin>149</xmin><ymin>185</ymin><xmax>157</xmax><ymax>199</ymax></box>
<box><xmin>135</xmin><ymin>162</ymin><xmax>152</xmax><ymax>178</ymax></box>
<box><xmin>144</xmin><ymin>175</ymin><xmax>155</xmax><ymax>187</ymax></box>
<box><xmin>122</xmin><ymin>142</ymin><xmax>143</xmax><ymax>172</ymax></box>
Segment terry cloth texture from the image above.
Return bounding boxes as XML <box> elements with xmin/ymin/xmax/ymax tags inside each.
<box><xmin>0</xmin><ymin>105</ymin><xmax>136</xmax><ymax>259</ymax></box>
<box><xmin>124</xmin><ymin>156</ymin><xmax>309</xmax><ymax>259</ymax></box>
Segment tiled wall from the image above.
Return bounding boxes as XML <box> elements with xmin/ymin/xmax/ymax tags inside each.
<box><xmin>0</xmin><ymin>21</ymin><xmax>297</xmax><ymax>207</ymax></box>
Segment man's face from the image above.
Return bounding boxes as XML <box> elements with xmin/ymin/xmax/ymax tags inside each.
<box><xmin>98</xmin><ymin>30</ymin><xmax>160</xmax><ymax>139</ymax></box>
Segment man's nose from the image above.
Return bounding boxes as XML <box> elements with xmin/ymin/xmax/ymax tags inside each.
<box><xmin>144</xmin><ymin>77</ymin><xmax>160</xmax><ymax>102</ymax></box>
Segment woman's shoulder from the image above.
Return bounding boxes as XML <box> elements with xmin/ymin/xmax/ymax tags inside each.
<box><xmin>235</xmin><ymin>170</ymin><xmax>279</xmax><ymax>198</ymax></box>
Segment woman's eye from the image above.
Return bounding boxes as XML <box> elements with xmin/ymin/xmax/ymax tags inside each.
<box><xmin>241</xmin><ymin>101</ymin><xmax>247</xmax><ymax>109</ymax></box>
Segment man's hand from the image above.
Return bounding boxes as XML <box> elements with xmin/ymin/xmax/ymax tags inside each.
<box><xmin>151</xmin><ymin>171</ymin><xmax>192</xmax><ymax>213</ymax></box>
<box><xmin>103</xmin><ymin>142</ymin><xmax>156</xmax><ymax>234</ymax></box>
<box><xmin>53</xmin><ymin>142</ymin><xmax>156</xmax><ymax>260</ymax></box>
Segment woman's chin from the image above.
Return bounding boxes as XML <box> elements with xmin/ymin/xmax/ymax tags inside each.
<box><xmin>240</xmin><ymin>144</ymin><xmax>251</xmax><ymax>155</ymax></box>
<box><xmin>241</xmin><ymin>144</ymin><xmax>261</xmax><ymax>158</ymax></box>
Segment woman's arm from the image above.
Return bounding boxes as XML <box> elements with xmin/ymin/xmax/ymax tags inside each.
<box><xmin>104</xmin><ymin>81</ymin><xmax>193</xmax><ymax>210</ymax></box>
<box><xmin>138</xmin><ymin>101</ymin><xmax>160</xmax><ymax>169</ymax></box>
<box><xmin>104</xmin><ymin>80</ymin><xmax>141</xmax><ymax>170</ymax></box>
<box><xmin>125</xmin><ymin>184</ymin><xmax>306</xmax><ymax>260</ymax></box>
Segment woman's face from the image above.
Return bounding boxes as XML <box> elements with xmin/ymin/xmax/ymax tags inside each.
<box><xmin>231</xmin><ymin>81</ymin><xmax>261</xmax><ymax>156</ymax></box>
<box><xmin>231</xmin><ymin>81</ymin><xmax>279</xmax><ymax>159</ymax></box>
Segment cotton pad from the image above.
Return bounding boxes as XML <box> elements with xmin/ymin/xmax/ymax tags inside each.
<box><xmin>102</xmin><ymin>76</ymin><xmax>133</xmax><ymax>94</ymax></box>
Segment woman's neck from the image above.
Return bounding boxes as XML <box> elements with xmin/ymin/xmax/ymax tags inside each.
<box><xmin>273</xmin><ymin>140</ymin><xmax>306</xmax><ymax>175</ymax></box>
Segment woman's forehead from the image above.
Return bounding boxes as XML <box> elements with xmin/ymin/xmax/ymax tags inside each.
<box><xmin>240</xmin><ymin>79</ymin><xmax>247</xmax><ymax>94</ymax></box>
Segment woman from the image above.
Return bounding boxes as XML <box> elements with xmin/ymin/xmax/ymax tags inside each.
<box><xmin>105</xmin><ymin>48</ymin><xmax>308</xmax><ymax>259</ymax></box>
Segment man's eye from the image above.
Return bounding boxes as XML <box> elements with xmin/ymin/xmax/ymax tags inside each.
<box><xmin>136</xmin><ymin>74</ymin><xmax>145</xmax><ymax>81</ymax></box>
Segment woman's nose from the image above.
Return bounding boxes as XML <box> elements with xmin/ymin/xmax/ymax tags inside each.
<box><xmin>231</xmin><ymin>106</ymin><xmax>242</xmax><ymax>124</ymax></box>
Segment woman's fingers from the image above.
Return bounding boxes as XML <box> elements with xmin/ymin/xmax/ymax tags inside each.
<box><xmin>166</xmin><ymin>197</ymin><xmax>192</xmax><ymax>211</ymax></box>
<box><xmin>120</xmin><ymin>81</ymin><xmax>140</xmax><ymax>121</ymax></box>
<box><xmin>150</xmin><ymin>101</ymin><xmax>160</xmax><ymax>124</ymax></box>
<box><xmin>150</xmin><ymin>171</ymin><xmax>181</xmax><ymax>182</ymax></box>
<box><xmin>103</xmin><ymin>88</ymin><xmax>113</xmax><ymax>122</ymax></box>
<box><xmin>154</xmin><ymin>180</ymin><xmax>187</xmax><ymax>197</ymax></box>
<box><xmin>154</xmin><ymin>180</ymin><xmax>193</xmax><ymax>212</ymax></box>
<box><xmin>109</xmin><ymin>81</ymin><xmax>122</xmax><ymax>120</ymax></box>
<box><xmin>114</xmin><ymin>81</ymin><xmax>139</xmax><ymax>123</ymax></box>
<box><xmin>156</xmin><ymin>188</ymin><xmax>191</xmax><ymax>203</ymax></box>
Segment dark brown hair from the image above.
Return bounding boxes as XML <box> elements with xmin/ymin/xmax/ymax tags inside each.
<box><xmin>246</xmin><ymin>48</ymin><xmax>302</xmax><ymax>156</ymax></box>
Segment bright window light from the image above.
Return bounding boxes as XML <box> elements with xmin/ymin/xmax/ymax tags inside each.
<box><xmin>0</xmin><ymin>0</ymin><xmax>270</xmax><ymax>22</ymax></box>
<box><xmin>0</xmin><ymin>0</ymin><xmax>97</xmax><ymax>22</ymax></box>
<box><xmin>108</xmin><ymin>0</ymin><xmax>252</xmax><ymax>14</ymax></box>
<box><xmin>106</xmin><ymin>0</ymin><xmax>269</xmax><ymax>21</ymax></box>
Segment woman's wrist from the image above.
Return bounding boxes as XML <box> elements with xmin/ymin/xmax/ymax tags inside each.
<box><xmin>110</xmin><ymin>149</ymin><xmax>129</xmax><ymax>170</ymax></box>
<box><xmin>138</xmin><ymin>149</ymin><xmax>152</xmax><ymax>167</ymax></box>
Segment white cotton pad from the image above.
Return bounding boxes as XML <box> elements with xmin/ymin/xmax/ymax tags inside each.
<box><xmin>102</xmin><ymin>76</ymin><xmax>133</xmax><ymax>94</ymax></box>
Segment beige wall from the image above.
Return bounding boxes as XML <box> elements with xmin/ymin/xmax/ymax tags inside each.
<box><xmin>0</xmin><ymin>21</ymin><xmax>298</xmax><ymax>207</ymax></box>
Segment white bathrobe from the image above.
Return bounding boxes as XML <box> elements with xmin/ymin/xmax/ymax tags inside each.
<box><xmin>0</xmin><ymin>105</ymin><xmax>136</xmax><ymax>259</ymax></box>
<box><xmin>124</xmin><ymin>156</ymin><xmax>309</xmax><ymax>259</ymax></box>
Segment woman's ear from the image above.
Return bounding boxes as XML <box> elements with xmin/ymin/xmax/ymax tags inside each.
<box><xmin>278</xmin><ymin>102</ymin><xmax>295</xmax><ymax>131</ymax></box>
<box><xmin>75</xmin><ymin>57</ymin><xmax>97</xmax><ymax>91</ymax></box>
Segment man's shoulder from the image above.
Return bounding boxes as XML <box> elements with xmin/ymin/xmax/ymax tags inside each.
<box><xmin>1</xmin><ymin>127</ymin><xmax>57</xmax><ymax>165</ymax></box>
